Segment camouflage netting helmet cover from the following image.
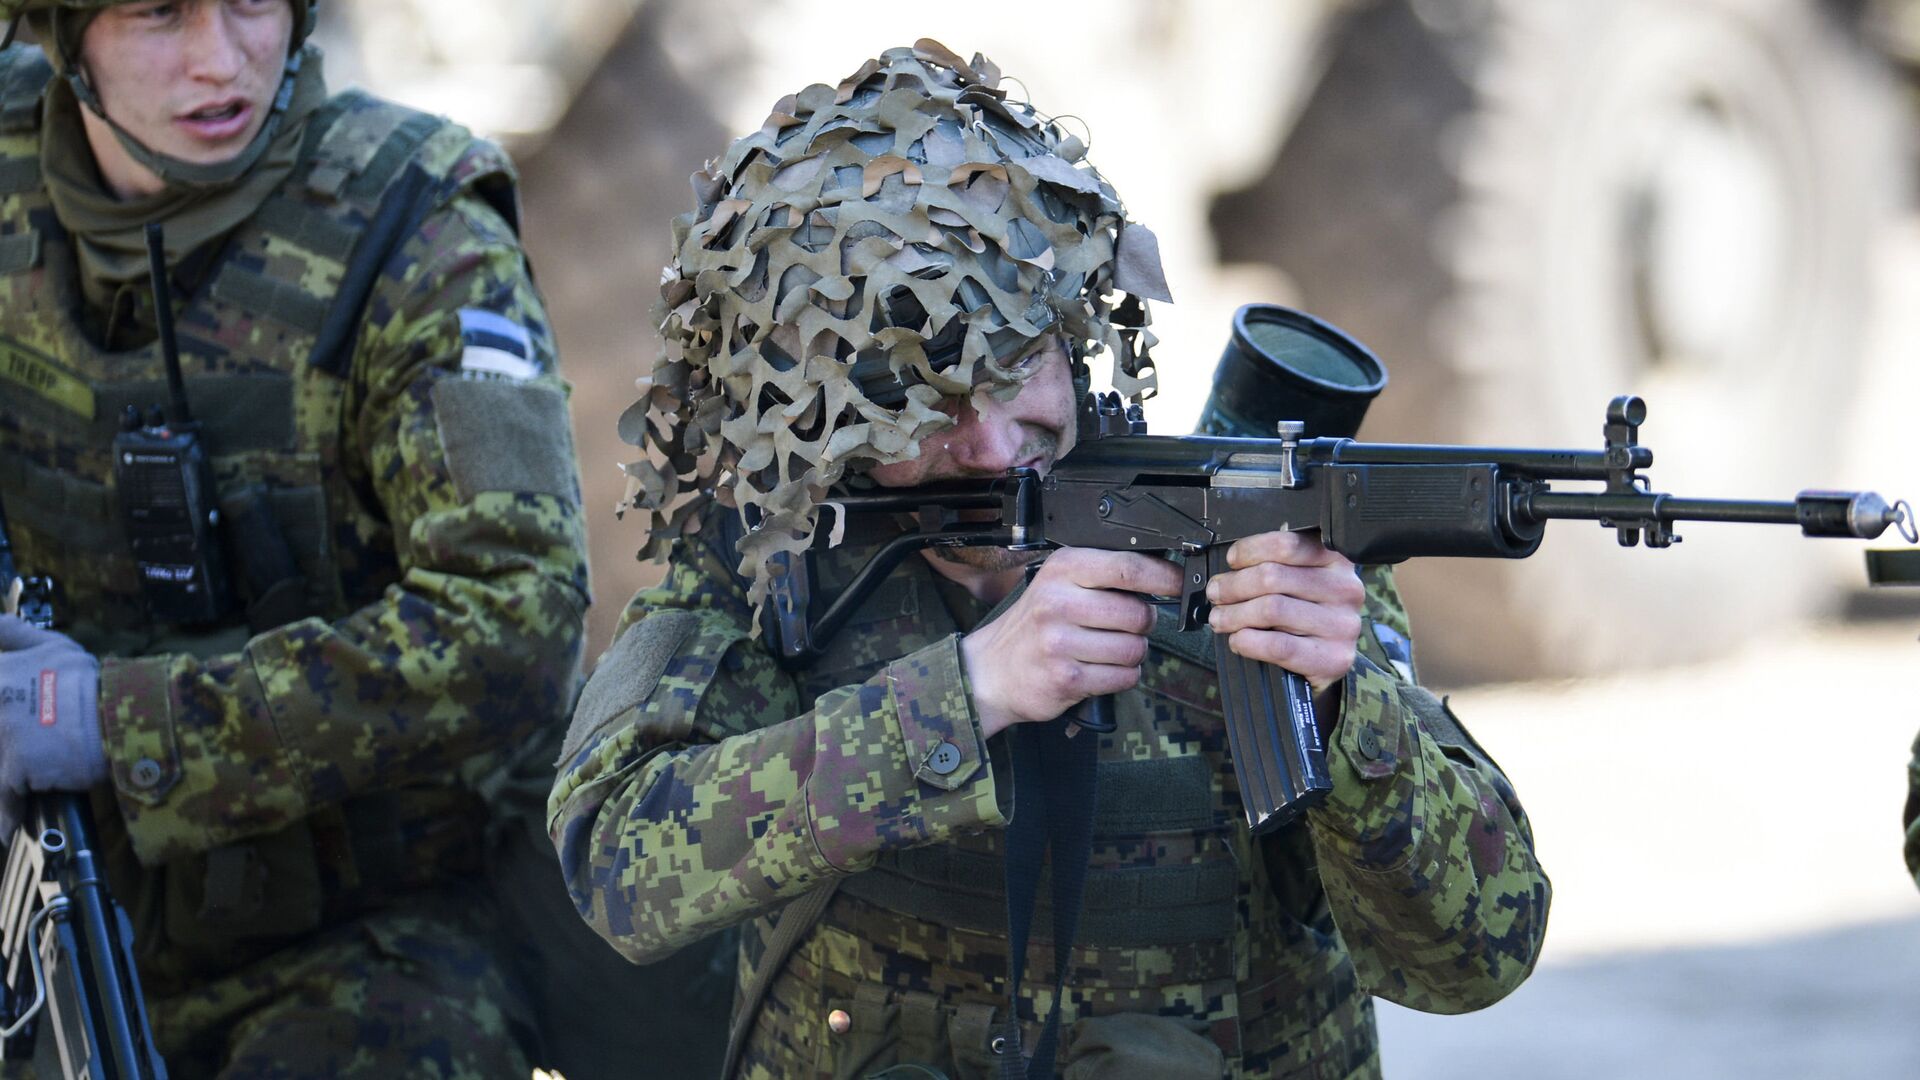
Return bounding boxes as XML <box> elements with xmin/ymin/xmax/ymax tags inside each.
<box><xmin>0</xmin><ymin>0</ymin><xmax>132</xmax><ymax>17</ymax></box>
<box><xmin>621</xmin><ymin>39</ymin><xmax>1172</xmax><ymax>612</ymax></box>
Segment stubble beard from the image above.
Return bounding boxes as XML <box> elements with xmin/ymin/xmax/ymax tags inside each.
<box><xmin>928</xmin><ymin>544</ymin><xmax>1047</xmax><ymax>573</ymax></box>
<box><xmin>925</xmin><ymin>428</ymin><xmax>1060</xmax><ymax>573</ymax></box>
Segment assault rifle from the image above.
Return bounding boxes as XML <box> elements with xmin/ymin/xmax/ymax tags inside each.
<box><xmin>762</xmin><ymin>305</ymin><xmax>1918</xmax><ymax>834</ymax></box>
<box><xmin>1</xmin><ymin>497</ymin><xmax>168</xmax><ymax>1079</ymax></box>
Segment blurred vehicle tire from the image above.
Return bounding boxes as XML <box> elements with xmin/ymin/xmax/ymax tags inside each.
<box><xmin>1214</xmin><ymin>0</ymin><xmax>1907</xmax><ymax>681</ymax></box>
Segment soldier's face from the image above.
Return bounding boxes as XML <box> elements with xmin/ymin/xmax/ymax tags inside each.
<box><xmin>869</xmin><ymin>336</ymin><xmax>1078</xmax><ymax>575</ymax></box>
<box><xmin>78</xmin><ymin>0</ymin><xmax>293</xmax><ymax>190</ymax></box>
<box><xmin>868</xmin><ymin>336</ymin><xmax>1079</xmax><ymax>488</ymax></box>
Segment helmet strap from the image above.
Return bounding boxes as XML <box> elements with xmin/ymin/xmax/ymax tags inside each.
<box><xmin>70</xmin><ymin>47</ymin><xmax>305</xmax><ymax>190</ymax></box>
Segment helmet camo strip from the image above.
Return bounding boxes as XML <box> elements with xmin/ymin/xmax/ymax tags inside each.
<box><xmin>621</xmin><ymin>39</ymin><xmax>1170</xmax><ymax>613</ymax></box>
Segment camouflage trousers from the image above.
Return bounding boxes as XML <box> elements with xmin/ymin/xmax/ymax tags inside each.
<box><xmin>150</xmin><ymin>891</ymin><xmax>531</xmax><ymax>1079</ymax></box>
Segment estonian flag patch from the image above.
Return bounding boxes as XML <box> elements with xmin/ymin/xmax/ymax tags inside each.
<box><xmin>458</xmin><ymin>309</ymin><xmax>541</xmax><ymax>381</ymax></box>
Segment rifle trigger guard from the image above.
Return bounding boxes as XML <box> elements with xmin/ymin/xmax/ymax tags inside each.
<box><xmin>0</xmin><ymin>898</ymin><xmax>63</xmax><ymax>1040</ymax></box>
<box><xmin>1176</xmin><ymin>552</ymin><xmax>1211</xmax><ymax>632</ymax></box>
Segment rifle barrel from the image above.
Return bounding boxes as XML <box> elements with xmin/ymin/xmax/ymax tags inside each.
<box><xmin>1518</xmin><ymin>492</ymin><xmax>1801</xmax><ymax>527</ymax></box>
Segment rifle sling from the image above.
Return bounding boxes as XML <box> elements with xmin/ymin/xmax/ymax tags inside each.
<box><xmin>721</xmin><ymin>879</ymin><xmax>839</xmax><ymax>1080</ymax></box>
<box><xmin>998</xmin><ymin>716</ymin><xmax>1098</xmax><ymax>1079</ymax></box>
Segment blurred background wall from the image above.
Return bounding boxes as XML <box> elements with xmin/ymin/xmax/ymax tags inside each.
<box><xmin>313</xmin><ymin>1</ymin><xmax>1920</xmax><ymax>1075</ymax></box>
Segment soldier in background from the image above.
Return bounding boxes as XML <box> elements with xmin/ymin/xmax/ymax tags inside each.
<box><xmin>0</xmin><ymin>0</ymin><xmax>588</xmax><ymax>1074</ymax></box>
<box><xmin>1905</xmin><ymin>735</ymin><xmax>1918</xmax><ymax>886</ymax></box>
<box><xmin>551</xmin><ymin>42</ymin><xmax>1549</xmax><ymax>1078</ymax></box>
<box><xmin>1865</xmin><ymin>556</ymin><xmax>1920</xmax><ymax>888</ymax></box>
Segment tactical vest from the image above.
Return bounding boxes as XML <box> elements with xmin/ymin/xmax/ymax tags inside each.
<box><xmin>0</xmin><ymin>47</ymin><xmax>517</xmax><ymax>982</ymax></box>
<box><xmin>737</xmin><ymin>518</ymin><xmax>1383</xmax><ymax>1077</ymax></box>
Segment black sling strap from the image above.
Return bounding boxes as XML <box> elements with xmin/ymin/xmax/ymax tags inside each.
<box><xmin>306</xmin><ymin>162</ymin><xmax>436</xmax><ymax>376</ymax></box>
<box><xmin>998</xmin><ymin>718</ymin><xmax>1099</xmax><ymax>1079</ymax></box>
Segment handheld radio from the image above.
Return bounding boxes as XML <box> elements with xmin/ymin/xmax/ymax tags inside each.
<box><xmin>111</xmin><ymin>224</ymin><xmax>231</xmax><ymax>624</ymax></box>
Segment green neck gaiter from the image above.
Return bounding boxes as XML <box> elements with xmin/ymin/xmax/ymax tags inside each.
<box><xmin>39</xmin><ymin>45</ymin><xmax>327</xmax><ymax>311</ymax></box>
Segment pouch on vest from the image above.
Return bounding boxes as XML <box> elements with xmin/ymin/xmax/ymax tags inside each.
<box><xmin>1060</xmin><ymin>1013</ymin><xmax>1224</xmax><ymax>1080</ymax></box>
<box><xmin>162</xmin><ymin>819</ymin><xmax>325</xmax><ymax>949</ymax></box>
<box><xmin>218</xmin><ymin>483</ymin><xmax>314</xmax><ymax>632</ymax></box>
<box><xmin>824</xmin><ymin>984</ymin><xmax>1000</xmax><ymax>1080</ymax></box>
<box><xmin>154</xmin><ymin>788</ymin><xmax>486</xmax><ymax>970</ymax></box>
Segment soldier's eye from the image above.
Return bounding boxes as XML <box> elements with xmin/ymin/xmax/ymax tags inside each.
<box><xmin>1006</xmin><ymin>344</ymin><xmax>1045</xmax><ymax>372</ymax></box>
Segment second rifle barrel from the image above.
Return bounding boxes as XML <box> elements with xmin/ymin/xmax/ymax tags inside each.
<box><xmin>1319</xmin><ymin>439</ymin><xmax>1653</xmax><ymax>480</ymax></box>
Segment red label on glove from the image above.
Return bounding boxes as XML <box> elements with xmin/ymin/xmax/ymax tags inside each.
<box><xmin>39</xmin><ymin>669</ymin><xmax>55</xmax><ymax>727</ymax></box>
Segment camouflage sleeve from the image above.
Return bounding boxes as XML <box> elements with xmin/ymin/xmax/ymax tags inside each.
<box><xmin>1304</xmin><ymin>565</ymin><xmax>1550</xmax><ymax>1013</ymax></box>
<box><xmin>97</xmin><ymin>159</ymin><xmax>590</xmax><ymax>866</ymax></box>
<box><xmin>547</xmin><ymin>536</ymin><xmax>1009</xmax><ymax>963</ymax></box>
<box><xmin>1905</xmin><ymin>730</ymin><xmax>1920</xmax><ymax>887</ymax></box>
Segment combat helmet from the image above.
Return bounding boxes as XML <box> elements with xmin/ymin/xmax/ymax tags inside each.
<box><xmin>621</xmin><ymin>39</ymin><xmax>1173</xmax><ymax>613</ymax></box>
<box><xmin>1</xmin><ymin>0</ymin><xmax>316</xmax><ymax>52</ymax></box>
<box><xmin>2</xmin><ymin>0</ymin><xmax>320</xmax><ymax>186</ymax></box>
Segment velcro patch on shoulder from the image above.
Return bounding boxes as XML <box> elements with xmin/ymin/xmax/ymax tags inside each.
<box><xmin>1395</xmin><ymin>682</ymin><xmax>1501</xmax><ymax>771</ymax></box>
<box><xmin>430</xmin><ymin>377</ymin><xmax>576</xmax><ymax>502</ymax></box>
<box><xmin>457</xmin><ymin>308</ymin><xmax>540</xmax><ymax>381</ymax></box>
<box><xmin>558</xmin><ymin>610</ymin><xmax>699</xmax><ymax>768</ymax></box>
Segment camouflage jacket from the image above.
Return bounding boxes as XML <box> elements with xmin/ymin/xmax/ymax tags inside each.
<box><xmin>550</xmin><ymin>515</ymin><xmax>1549</xmax><ymax>1079</ymax></box>
<box><xmin>0</xmin><ymin>47</ymin><xmax>589</xmax><ymax>978</ymax></box>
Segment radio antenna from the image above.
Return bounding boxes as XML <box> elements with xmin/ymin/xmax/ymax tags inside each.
<box><xmin>143</xmin><ymin>222</ymin><xmax>193</xmax><ymax>426</ymax></box>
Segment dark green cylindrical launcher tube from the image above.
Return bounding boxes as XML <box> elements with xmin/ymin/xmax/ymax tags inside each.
<box><xmin>1196</xmin><ymin>304</ymin><xmax>1389</xmax><ymax>440</ymax></box>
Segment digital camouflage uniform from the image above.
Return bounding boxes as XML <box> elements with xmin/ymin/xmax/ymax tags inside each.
<box><xmin>550</xmin><ymin>505</ymin><xmax>1550</xmax><ymax>1079</ymax></box>
<box><xmin>0</xmin><ymin>32</ymin><xmax>588</xmax><ymax>1076</ymax></box>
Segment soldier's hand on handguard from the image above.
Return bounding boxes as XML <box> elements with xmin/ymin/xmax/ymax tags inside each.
<box><xmin>960</xmin><ymin>548</ymin><xmax>1184</xmax><ymax>739</ymax></box>
<box><xmin>1204</xmin><ymin>530</ymin><xmax>1366</xmax><ymax>718</ymax></box>
<box><xmin>0</xmin><ymin>616</ymin><xmax>107</xmax><ymax>805</ymax></box>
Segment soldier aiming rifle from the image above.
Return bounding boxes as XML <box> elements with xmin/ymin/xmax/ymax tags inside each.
<box><xmin>550</xmin><ymin>41</ymin><xmax>1915</xmax><ymax>1080</ymax></box>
